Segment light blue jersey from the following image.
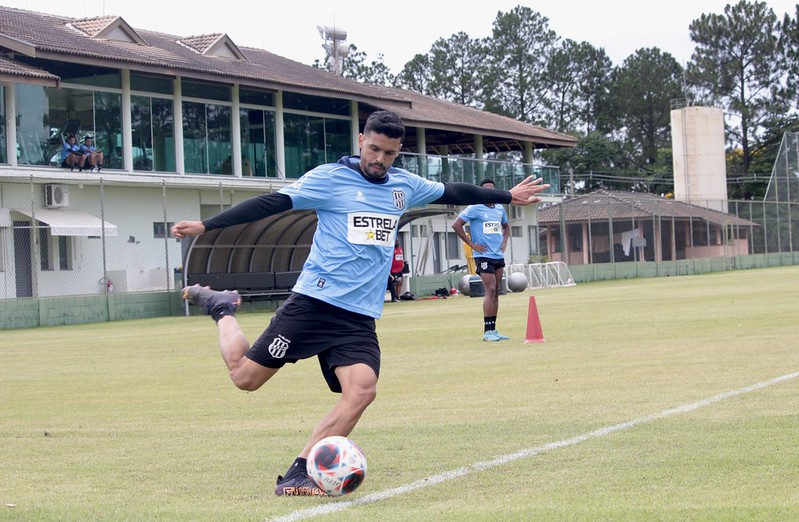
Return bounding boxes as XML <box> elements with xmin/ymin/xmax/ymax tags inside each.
<box><xmin>279</xmin><ymin>156</ymin><xmax>444</xmax><ymax>318</ymax></box>
<box><xmin>458</xmin><ymin>204</ymin><xmax>508</xmax><ymax>260</ymax></box>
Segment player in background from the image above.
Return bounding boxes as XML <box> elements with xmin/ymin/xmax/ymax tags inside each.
<box><xmin>451</xmin><ymin>179</ymin><xmax>511</xmax><ymax>342</ymax></box>
<box><xmin>171</xmin><ymin>110</ymin><xmax>549</xmax><ymax>496</ymax></box>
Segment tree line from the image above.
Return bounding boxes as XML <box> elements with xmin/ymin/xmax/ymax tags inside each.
<box><xmin>318</xmin><ymin>1</ymin><xmax>799</xmax><ymax>199</ymax></box>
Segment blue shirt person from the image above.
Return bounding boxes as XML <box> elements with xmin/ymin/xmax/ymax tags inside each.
<box><xmin>60</xmin><ymin>134</ymin><xmax>83</xmax><ymax>170</ymax></box>
<box><xmin>452</xmin><ymin>178</ymin><xmax>512</xmax><ymax>341</ymax></box>
<box><xmin>170</xmin><ymin>110</ymin><xmax>549</xmax><ymax>496</ymax></box>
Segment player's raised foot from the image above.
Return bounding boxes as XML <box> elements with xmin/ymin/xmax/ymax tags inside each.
<box><xmin>182</xmin><ymin>284</ymin><xmax>241</xmax><ymax>317</ymax></box>
<box><xmin>274</xmin><ymin>473</ymin><xmax>328</xmax><ymax>497</ymax></box>
<box><xmin>494</xmin><ymin>331</ymin><xmax>510</xmax><ymax>341</ymax></box>
<box><xmin>483</xmin><ymin>330</ymin><xmax>500</xmax><ymax>342</ymax></box>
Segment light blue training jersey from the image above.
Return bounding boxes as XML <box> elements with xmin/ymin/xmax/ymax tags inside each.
<box><xmin>279</xmin><ymin>156</ymin><xmax>444</xmax><ymax>318</ymax></box>
<box><xmin>457</xmin><ymin>204</ymin><xmax>508</xmax><ymax>260</ymax></box>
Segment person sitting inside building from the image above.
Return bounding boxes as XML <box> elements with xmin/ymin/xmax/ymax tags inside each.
<box><xmin>60</xmin><ymin>134</ymin><xmax>83</xmax><ymax>171</ymax></box>
<box><xmin>80</xmin><ymin>135</ymin><xmax>104</xmax><ymax>172</ymax></box>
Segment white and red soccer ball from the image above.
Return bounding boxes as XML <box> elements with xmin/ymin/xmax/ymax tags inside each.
<box><xmin>306</xmin><ymin>436</ymin><xmax>367</xmax><ymax>496</ymax></box>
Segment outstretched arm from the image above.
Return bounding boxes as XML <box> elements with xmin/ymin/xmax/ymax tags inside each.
<box><xmin>433</xmin><ymin>176</ymin><xmax>549</xmax><ymax>206</ymax></box>
<box><xmin>171</xmin><ymin>192</ymin><xmax>293</xmax><ymax>238</ymax></box>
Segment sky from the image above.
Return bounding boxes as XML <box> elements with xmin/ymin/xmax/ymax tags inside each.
<box><xmin>3</xmin><ymin>0</ymin><xmax>798</xmax><ymax>71</ymax></box>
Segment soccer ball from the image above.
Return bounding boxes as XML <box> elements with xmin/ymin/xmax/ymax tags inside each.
<box><xmin>306</xmin><ymin>436</ymin><xmax>367</xmax><ymax>496</ymax></box>
<box><xmin>508</xmin><ymin>272</ymin><xmax>528</xmax><ymax>292</ymax></box>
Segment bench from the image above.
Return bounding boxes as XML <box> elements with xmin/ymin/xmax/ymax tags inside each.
<box><xmin>186</xmin><ymin>271</ymin><xmax>300</xmax><ymax>300</ymax></box>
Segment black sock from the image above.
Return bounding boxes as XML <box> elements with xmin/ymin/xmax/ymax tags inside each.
<box><xmin>484</xmin><ymin>316</ymin><xmax>496</xmax><ymax>332</ymax></box>
<box><xmin>284</xmin><ymin>457</ymin><xmax>307</xmax><ymax>478</ymax></box>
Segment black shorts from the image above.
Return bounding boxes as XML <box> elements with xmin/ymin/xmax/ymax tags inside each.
<box><xmin>246</xmin><ymin>293</ymin><xmax>380</xmax><ymax>393</ymax></box>
<box><xmin>474</xmin><ymin>257</ymin><xmax>505</xmax><ymax>274</ymax></box>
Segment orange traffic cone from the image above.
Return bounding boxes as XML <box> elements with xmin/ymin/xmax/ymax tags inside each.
<box><xmin>524</xmin><ymin>295</ymin><xmax>545</xmax><ymax>343</ymax></box>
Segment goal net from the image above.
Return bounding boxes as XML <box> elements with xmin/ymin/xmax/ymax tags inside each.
<box><xmin>508</xmin><ymin>262</ymin><xmax>576</xmax><ymax>289</ymax></box>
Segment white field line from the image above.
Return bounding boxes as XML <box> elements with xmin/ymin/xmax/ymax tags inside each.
<box><xmin>269</xmin><ymin>370</ymin><xmax>799</xmax><ymax>522</ymax></box>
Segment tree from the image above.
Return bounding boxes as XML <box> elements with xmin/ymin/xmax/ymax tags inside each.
<box><xmin>394</xmin><ymin>53</ymin><xmax>433</xmax><ymax>93</ymax></box>
<box><xmin>686</xmin><ymin>0</ymin><xmax>790</xmax><ymax>175</ymax></box>
<box><xmin>609</xmin><ymin>48</ymin><xmax>684</xmax><ymax>170</ymax></box>
<box><xmin>427</xmin><ymin>32</ymin><xmax>489</xmax><ymax>107</ymax></box>
<box><xmin>483</xmin><ymin>6</ymin><xmax>558</xmax><ymax>124</ymax></box>
<box><xmin>341</xmin><ymin>45</ymin><xmax>395</xmax><ymax>86</ymax></box>
<box><xmin>542</xmin><ymin>39</ymin><xmax>612</xmax><ymax>134</ymax></box>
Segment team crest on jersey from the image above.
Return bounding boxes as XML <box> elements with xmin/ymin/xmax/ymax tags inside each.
<box><xmin>268</xmin><ymin>334</ymin><xmax>291</xmax><ymax>359</ymax></box>
<box><xmin>392</xmin><ymin>190</ymin><xmax>406</xmax><ymax>210</ymax></box>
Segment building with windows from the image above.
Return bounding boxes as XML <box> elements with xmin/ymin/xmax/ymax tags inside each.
<box><xmin>0</xmin><ymin>6</ymin><xmax>575</xmax><ymax>313</ymax></box>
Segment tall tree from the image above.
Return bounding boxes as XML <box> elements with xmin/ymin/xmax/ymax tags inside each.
<box><xmin>342</xmin><ymin>45</ymin><xmax>395</xmax><ymax>86</ymax></box>
<box><xmin>484</xmin><ymin>6</ymin><xmax>558</xmax><ymax>124</ymax></box>
<box><xmin>427</xmin><ymin>32</ymin><xmax>489</xmax><ymax>107</ymax></box>
<box><xmin>542</xmin><ymin>39</ymin><xmax>612</xmax><ymax>134</ymax></box>
<box><xmin>686</xmin><ymin>0</ymin><xmax>789</xmax><ymax>174</ymax></box>
<box><xmin>394</xmin><ymin>53</ymin><xmax>433</xmax><ymax>93</ymax></box>
<box><xmin>610</xmin><ymin>48</ymin><xmax>684</xmax><ymax>170</ymax></box>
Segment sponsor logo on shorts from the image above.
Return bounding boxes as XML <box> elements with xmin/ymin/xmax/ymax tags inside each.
<box><xmin>268</xmin><ymin>334</ymin><xmax>291</xmax><ymax>359</ymax></box>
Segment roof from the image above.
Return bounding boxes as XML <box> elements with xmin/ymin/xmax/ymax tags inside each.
<box><xmin>0</xmin><ymin>6</ymin><xmax>577</xmax><ymax>152</ymax></box>
<box><xmin>537</xmin><ymin>190</ymin><xmax>759</xmax><ymax>227</ymax></box>
<box><xmin>0</xmin><ymin>54</ymin><xmax>58</xmax><ymax>85</ymax></box>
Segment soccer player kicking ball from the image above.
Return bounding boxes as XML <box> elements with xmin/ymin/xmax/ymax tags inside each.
<box><xmin>171</xmin><ymin>110</ymin><xmax>549</xmax><ymax>496</ymax></box>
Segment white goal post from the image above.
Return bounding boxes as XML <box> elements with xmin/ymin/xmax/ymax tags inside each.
<box><xmin>508</xmin><ymin>262</ymin><xmax>576</xmax><ymax>289</ymax></box>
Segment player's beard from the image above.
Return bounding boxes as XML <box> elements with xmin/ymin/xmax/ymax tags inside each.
<box><xmin>364</xmin><ymin>162</ymin><xmax>387</xmax><ymax>179</ymax></box>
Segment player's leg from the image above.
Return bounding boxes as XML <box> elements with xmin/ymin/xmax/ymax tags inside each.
<box><xmin>479</xmin><ymin>265</ymin><xmax>500</xmax><ymax>341</ymax></box>
<box><xmin>276</xmin><ymin>363</ymin><xmax>377</xmax><ymax>497</ymax></box>
<box><xmin>492</xmin><ymin>266</ymin><xmax>510</xmax><ymax>340</ymax></box>
<box><xmin>300</xmin><ymin>363</ymin><xmax>377</xmax><ymax>457</ymax></box>
<box><xmin>216</xmin><ymin>315</ymin><xmax>278</xmax><ymax>391</ymax></box>
<box><xmin>183</xmin><ymin>284</ymin><xmax>278</xmax><ymax>390</ymax></box>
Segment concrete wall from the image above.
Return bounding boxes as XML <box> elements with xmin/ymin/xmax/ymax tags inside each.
<box><xmin>671</xmin><ymin>106</ymin><xmax>728</xmax><ymax>212</ymax></box>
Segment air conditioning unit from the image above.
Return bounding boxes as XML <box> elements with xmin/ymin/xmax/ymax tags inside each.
<box><xmin>44</xmin><ymin>184</ymin><xmax>69</xmax><ymax>208</ymax></box>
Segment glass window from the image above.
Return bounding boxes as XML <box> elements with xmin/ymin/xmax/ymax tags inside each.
<box><xmin>94</xmin><ymin>91</ymin><xmax>122</xmax><ymax>169</ymax></box>
<box><xmin>132</xmin><ymin>96</ymin><xmax>175</xmax><ymax>172</ymax></box>
<box><xmin>58</xmin><ymin>236</ymin><xmax>72</xmax><ymax>270</ymax></box>
<box><xmin>39</xmin><ymin>227</ymin><xmax>50</xmax><ymax>270</ymax></box>
<box><xmin>182</xmin><ymin>101</ymin><xmax>231</xmax><ymax>175</ymax></box>
<box><xmin>131</xmin><ymin>73</ymin><xmax>173</xmax><ymax>95</ymax></box>
<box><xmin>15</xmin><ymin>58</ymin><xmax>121</xmax><ymax>88</ymax></box>
<box><xmin>239</xmin><ymin>88</ymin><xmax>274</xmax><ymax>106</ymax></box>
<box><xmin>15</xmin><ymin>85</ymin><xmax>122</xmax><ymax>168</ymax></box>
<box><xmin>283</xmin><ymin>113</ymin><xmax>351</xmax><ymax>178</ymax></box>
<box><xmin>240</xmin><ymin>108</ymin><xmax>277</xmax><ymax>177</ymax></box>
<box><xmin>182</xmin><ymin>80</ymin><xmax>231</xmax><ymax>102</ymax></box>
<box><xmin>153</xmin><ymin>222</ymin><xmax>175</xmax><ymax>238</ymax></box>
<box><xmin>282</xmin><ymin>92</ymin><xmax>350</xmax><ymax>115</ymax></box>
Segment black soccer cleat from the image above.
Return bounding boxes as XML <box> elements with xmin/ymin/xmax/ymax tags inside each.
<box><xmin>182</xmin><ymin>284</ymin><xmax>241</xmax><ymax>316</ymax></box>
<box><xmin>274</xmin><ymin>473</ymin><xmax>327</xmax><ymax>497</ymax></box>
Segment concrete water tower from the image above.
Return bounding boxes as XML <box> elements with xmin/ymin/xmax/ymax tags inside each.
<box><xmin>670</xmin><ymin>105</ymin><xmax>728</xmax><ymax>212</ymax></box>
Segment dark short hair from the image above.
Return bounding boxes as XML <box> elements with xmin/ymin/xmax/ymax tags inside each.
<box><xmin>479</xmin><ymin>178</ymin><xmax>496</xmax><ymax>187</ymax></box>
<box><xmin>363</xmin><ymin>110</ymin><xmax>404</xmax><ymax>140</ymax></box>
<box><xmin>67</xmin><ymin>134</ymin><xmax>75</xmax><ymax>139</ymax></box>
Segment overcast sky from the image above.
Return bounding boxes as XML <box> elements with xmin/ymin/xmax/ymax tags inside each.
<box><xmin>4</xmin><ymin>0</ymin><xmax>798</xmax><ymax>71</ymax></box>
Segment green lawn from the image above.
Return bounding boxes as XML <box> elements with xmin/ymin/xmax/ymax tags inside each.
<box><xmin>1</xmin><ymin>266</ymin><xmax>798</xmax><ymax>521</ymax></box>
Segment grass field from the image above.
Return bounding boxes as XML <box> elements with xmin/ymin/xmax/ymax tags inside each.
<box><xmin>1</xmin><ymin>266</ymin><xmax>798</xmax><ymax>521</ymax></box>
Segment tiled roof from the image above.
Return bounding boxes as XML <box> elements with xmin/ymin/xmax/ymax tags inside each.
<box><xmin>537</xmin><ymin>190</ymin><xmax>759</xmax><ymax>227</ymax></box>
<box><xmin>0</xmin><ymin>54</ymin><xmax>58</xmax><ymax>85</ymax></box>
<box><xmin>0</xmin><ymin>6</ymin><xmax>577</xmax><ymax>150</ymax></box>
<box><xmin>179</xmin><ymin>34</ymin><xmax>223</xmax><ymax>54</ymax></box>
<box><xmin>70</xmin><ymin>16</ymin><xmax>117</xmax><ymax>38</ymax></box>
